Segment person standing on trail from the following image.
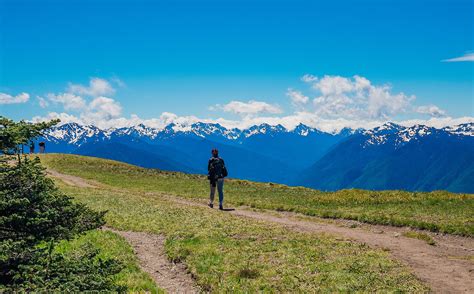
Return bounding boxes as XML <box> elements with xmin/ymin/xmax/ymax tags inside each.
<box><xmin>208</xmin><ymin>148</ymin><xmax>228</xmax><ymax>210</ymax></box>
<box><xmin>29</xmin><ymin>142</ymin><xmax>35</xmax><ymax>154</ymax></box>
<box><xmin>39</xmin><ymin>142</ymin><xmax>45</xmax><ymax>153</ymax></box>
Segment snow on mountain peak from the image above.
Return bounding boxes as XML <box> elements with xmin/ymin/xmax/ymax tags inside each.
<box><xmin>241</xmin><ymin>123</ymin><xmax>287</xmax><ymax>138</ymax></box>
<box><xmin>367</xmin><ymin>122</ymin><xmax>403</xmax><ymax>134</ymax></box>
<box><xmin>443</xmin><ymin>123</ymin><xmax>474</xmax><ymax>136</ymax></box>
<box><xmin>43</xmin><ymin>123</ymin><xmax>107</xmax><ymax>146</ymax></box>
<box><xmin>362</xmin><ymin>123</ymin><xmax>451</xmax><ymax>148</ymax></box>
<box><xmin>42</xmin><ymin>121</ymin><xmax>473</xmax><ymax>148</ymax></box>
<box><xmin>132</xmin><ymin>124</ymin><xmax>160</xmax><ymax>138</ymax></box>
<box><xmin>396</xmin><ymin>124</ymin><xmax>435</xmax><ymax>144</ymax></box>
<box><xmin>335</xmin><ymin>127</ymin><xmax>363</xmax><ymax>136</ymax></box>
<box><xmin>363</xmin><ymin>122</ymin><xmax>404</xmax><ymax>146</ymax></box>
<box><xmin>293</xmin><ymin>123</ymin><xmax>322</xmax><ymax>136</ymax></box>
<box><xmin>190</xmin><ymin>122</ymin><xmax>225</xmax><ymax>137</ymax></box>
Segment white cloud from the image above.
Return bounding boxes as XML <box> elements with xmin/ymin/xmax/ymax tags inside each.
<box><xmin>83</xmin><ymin>96</ymin><xmax>122</xmax><ymax>121</ymax></box>
<box><xmin>299</xmin><ymin>75</ymin><xmax>417</xmax><ymax>120</ymax></box>
<box><xmin>35</xmin><ymin>92</ymin><xmax>122</xmax><ymax>129</ymax></box>
<box><xmin>0</xmin><ymin>92</ymin><xmax>29</xmax><ymax>104</ymax></box>
<box><xmin>30</xmin><ymin>74</ymin><xmax>469</xmax><ymax>133</ymax></box>
<box><xmin>287</xmin><ymin>88</ymin><xmax>309</xmax><ymax>105</ymax></box>
<box><xmin>366</xmin><ymin>85</ymin><xmax>414</xmax><ymax>119</ymax></box>
<box><xmin>110</xmin><ymin>76</ymin><xmax>126</xmax><ymax>88</ymax></box>
<box><xmin>397</xmin><ymin>116</ymin><xmax>474</xmax><ymax>129</ymax></box>
<box><xmin>301</xmin><ymin>74</ymin><xmax>317</xmax><ymax>83</ymax></box>
<box><xmin>314</xmin><ymin>75</ymin><xmax>355</xmax><ymax>95</ymax></box>
<box><xmin>33</xmin><ymin>96</ymin><xmax>122</xmax><ymax>129</ymax></box>
<box><xmin>34</xmin><ymin>77</ymin><xmax>123</xmax><ymax>127</ymax></box>
<box><xmin>32</xmin><ymin>112</ymin><xmax>80</xmax><ymax>124</ymax></box>
<box><xmin>353</xmin><ymin>75</ymin><xmax>371</xmax><ymax>90</ymax></box>
<box><xmin>213</xmin><ymin>100</ymin><xmax>283</xmax><ymax>116</ymax></box>
<box><xmin>39</xmin><ymin>77</ymin><xmax>122</xmax><ymax>112</ymax></box>
<box><xmin>159</xmin><ymin>112</ymin><xmax>198</xmax><ymax>126</ymax></box>
<box><xmin>32</xmin><ymin>108</ymin><xmax>474</xmax><ymax>134</ymax></box>
<box><xmin>163</xmin><ymin>113</ymin><xmax>473</xmax><ymax>133</ymax></box>
<box><xmin>37</xmin><ymin>96</ymin><xmax>49</xmax><ymax>108</ymax></box>
<box><xmin>68</xmin><ymin>77</ymin><xmax>115</xmax><ymax>97</ymax></box>
<box><xmin>416</xmin><ymin>105</ymin><xmax>447</xmax><ymax>117</ymax></box>
<box><xmin>46</xmin><ymin>93</ymin><xmax>86</xmax><ymax>110</ymax></box>
<box><xmin>205</xmin><ymin>113</ymin><xmax>473</xmax><ymax>133</ymax></box>
<box><xmin>88</xmin><ymin>97</ymin><xmax>122</xmax><ymax>117</ymax></box>
<box><xmin>442</xmin><ymin>52</ymin><xmax>474</xmax><ymax>62</ymax></box>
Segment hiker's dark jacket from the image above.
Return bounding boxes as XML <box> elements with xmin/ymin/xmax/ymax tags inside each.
<box><xmin>208</xmin><ymin>157</ymin><xmax>226</xmax><ymax>180</ymax></box>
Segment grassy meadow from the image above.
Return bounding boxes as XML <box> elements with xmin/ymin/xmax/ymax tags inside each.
<box><xmin>38</xmin><ymin>154</ymin><xmax>432</xmax><ymax>292</ymax></box>
<box><xmin>41</xmin><ymin>154</ymin><xmax>474</xmax><ymax>236</ymax></box>
<box><xmin>56</xmin><ymin>230</ymin><xmax>162</xmax><ymax>293</ymax></box>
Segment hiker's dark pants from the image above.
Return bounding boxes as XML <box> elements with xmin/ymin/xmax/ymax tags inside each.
<box><xmin>209</xmin><ymin>178</ymin><xmax>224</xmax><ymax>206</ymax></box>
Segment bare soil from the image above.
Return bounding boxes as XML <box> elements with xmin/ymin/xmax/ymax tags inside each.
<box><xmin>47</xmin><ymin>169</ymin><xmax>98</xmax><ymax>188</ymax></box>
<box><xmin>104</xmin><ymin>227</ymin><xmax>200</xmax><ymax>293</ymax></box>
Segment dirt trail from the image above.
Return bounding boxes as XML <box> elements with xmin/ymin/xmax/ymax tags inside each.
<box><xmin>47</xmin><ymin>169</ymin><xmax>474</xmax><ymax>293</ymax></box>
<box><xmin>169</xmin><ymin>197</ymin><xmax>474</xmax><ymax>294</ymax></box>
<box><xmin>47</xmin><ymin>169</ymin><xmax>200</xmax><ymax>292</ymax></box>
<box><xmin>47</xmin><ymin>169</ymin><xmax>98</xmax><ymax>188</ymax></box>
<box><xmin>104</xmin><ymin>227</ymin><xmax>199</xmax><ymax>293</ymax></box>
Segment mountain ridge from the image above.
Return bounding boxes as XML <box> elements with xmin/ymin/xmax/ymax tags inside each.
<box><xmin>41</xmin><ymin>121</ymin><xmax>474</xmax><ymax>146</ymax></box>
<box><xmin>36</xmin><ymin>121</ymin><xmax>474</xmax><ymax>192</ymax></box>
<box><xmin>301</xmin><ymin>122</ymin><xmax>474</xmax><ymax>192</ymax></box>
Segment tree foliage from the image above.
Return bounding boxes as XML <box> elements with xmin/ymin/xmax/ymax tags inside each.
<box><xmin>0</xmin><ymin>117</ymin><xmax>125</xmax><ymax>291</ymax></box>
<box><xmin>0</xmin><ymin>116</ymin><xmax>59</xmax><ymax>157</ymax></box>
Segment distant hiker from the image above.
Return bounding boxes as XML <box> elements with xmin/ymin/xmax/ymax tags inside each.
<box><xmin>29</xmin><ymin>142</ymin><xmax>35</xmax><ymax>154</ymax></box>
<box><xmin>39</xmin><ymin>142</ymin><xmax>45</xmax><ymax>153</ymax></box>
<box><xmin>208</xmin><ymin>148</ymin><xmax>228</xmax><ymax>210</ymax></box>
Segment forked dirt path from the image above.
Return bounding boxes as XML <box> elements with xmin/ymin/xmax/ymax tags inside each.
<box><xmin>48</xmin><ymin>169</ymin><xmax>474</xmax><ymax>293</ymax></box>
<box><xmin>104</xmin><ymin>227</ymin><xmax>199</xmax><ymax>293</ymax></box>
<box><xmin>49</xmin><ymin>170</ymin><xmax>200</xmax><ymax>292</ymax></box>
<box><xmin>169</xmin><ymin>197</ymin><xmax>474</xmax><ymax>293</ymax></box>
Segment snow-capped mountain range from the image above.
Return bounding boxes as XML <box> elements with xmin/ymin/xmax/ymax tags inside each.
<box><xmin>362</xmin><ymin>122</ymin><xmax>473</xmax><ymax>148</ymax></box>
<box><xmin>301</xmin><ymin>122</ymin><xmax>474</xmax><ymax>193</ymax></box>
<box><xmin>36</xmin><ymin>121</ymin><xmax>474</xmax><ymax>193</ymax></box>
<box><xmin>41</xmin><ymin>122</ymin><xmax>342</xmax><ymax>146</ymax></box>
<box><xmin>41</xmin><ymin>121</ymin><xmax>473</xmax><ymax>147</ymax></box>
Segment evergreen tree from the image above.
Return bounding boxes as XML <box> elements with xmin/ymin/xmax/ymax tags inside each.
<box><xmin>0</xmin><ymin>117</ymin><xmax>124</xmax><ymax>291</ymax></box>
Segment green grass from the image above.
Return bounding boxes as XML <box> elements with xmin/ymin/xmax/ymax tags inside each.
<box><xmin>56</xmin><ymin>230</ymin><xmax>162</xmax><ymax>293</ymax></box>
<box><xmin>36</xmin><ymin>154</ymin><xmax>430</xmax><ymax>292</ymax></box>
<box><xmin>402</xmin><ymin>231</ymin><xmax>436</xmax><ymax>246</ymax></box>
<box><xmin>40</xmin><ymin>154</ymin><xmax>474</xmax><ymax>236</ymax></box>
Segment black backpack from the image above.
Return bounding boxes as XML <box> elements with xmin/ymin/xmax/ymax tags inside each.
<box><xmin>210</xmin><ymin>158</ymin><xmax>227</xmax><ymax>178</ymax></box>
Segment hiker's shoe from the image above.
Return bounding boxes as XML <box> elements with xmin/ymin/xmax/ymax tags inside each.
<box><xmin>208</xmin><ymin>203</ymin><xmax>214</xmax><ymax>208</ymax></box>
<box><xmin>219</xmin><ymin>205</ymin><xmax>223</xmax><ymax>210</ymax></box>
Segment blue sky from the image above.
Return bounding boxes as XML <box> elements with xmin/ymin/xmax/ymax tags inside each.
<box><xmin>0</xmin><ymin>0</ymin><xmax>473</xmax><ymax>131</ymax></box>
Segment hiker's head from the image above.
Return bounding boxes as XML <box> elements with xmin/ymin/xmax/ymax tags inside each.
<box><xmin>211</xmin><ymin>148</ymin><xmax>219</xmax><ymax>157</ymax></box>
